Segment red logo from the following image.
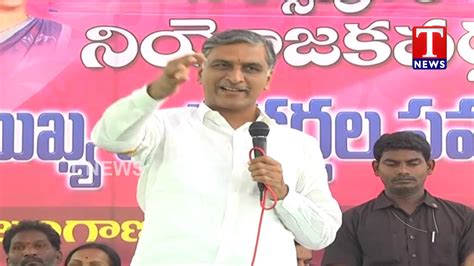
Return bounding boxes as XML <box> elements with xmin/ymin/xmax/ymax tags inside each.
<box><xmin>412</xmin><ymin>26</ymin><xmax>447</xmax><ymax>69</ymax></box>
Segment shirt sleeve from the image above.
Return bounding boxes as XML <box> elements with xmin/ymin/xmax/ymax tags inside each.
<box><xmin>274</xmin><ymin>136</ymin><xmax>342</xmax><ymax>250</ymax></box>
<box><xmin>91</xmin><ymin>86</ymin><xmax>165</xmax><ymax>164</ymax></box>
<box><xmin>321</xmin><ymin>210</ymin><xmax>363</xmax><ymax>266</ymax></box>
<box><xmin>460</xmin><ymin>207</ymin><xmax>474</xmax><ymax>264</ymax></box>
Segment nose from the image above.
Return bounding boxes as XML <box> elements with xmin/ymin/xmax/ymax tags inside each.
<box><xmin>226</xmin><ymin>68</ymin><xmax>244</xmax><ymax>83</ymax></box>
<box><xmin>396</xmin><ymin>164</ymin><xmax>410</xmax><ymax>176</ymax></box>
<box><xmin>23</xmin><ymin>245</ymin><xmax>38</xmax><ymax>256</ymax></box>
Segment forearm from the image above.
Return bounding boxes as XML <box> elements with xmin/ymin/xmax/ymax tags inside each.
<box><xmin>91</xmin><ymin>86</ymin><xmax>163</xmax><ymax>153</ymax></box>
<box><xmin>275</xmin><ymin>189</ymin><xmax>342</xmax><ymax>250</ymax></box>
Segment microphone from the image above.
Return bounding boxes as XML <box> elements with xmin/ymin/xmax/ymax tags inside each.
<box><xmin>249</xmin><ymin>121</ymin><xmax>270</xmax><ymax>199</ymax></box>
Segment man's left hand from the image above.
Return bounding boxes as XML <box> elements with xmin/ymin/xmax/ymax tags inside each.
<box><xmin>248</xmin><ymin>156</ymin><xmax>288</xmax><ymax>200</ymax></box>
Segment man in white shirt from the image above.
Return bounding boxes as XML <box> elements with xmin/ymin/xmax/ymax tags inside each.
<box><xmin>92</xmin><ymin>29</ymin><xmax>341</xmax><ymax>265</ymax></box>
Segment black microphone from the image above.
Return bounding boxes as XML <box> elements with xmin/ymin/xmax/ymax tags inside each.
<box><xmin>249</xmin><ymin>121</ymin><xmax>270</xmax><ymax>200</ymax></box>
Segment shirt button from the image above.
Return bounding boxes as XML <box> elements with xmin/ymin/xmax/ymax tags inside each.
<box><xmin>410</xmin><ymin>235</ymin><xmax>415</xmax><ymax>240</ymax></box>
<box><xmin>412</xmin><ymin>254</ymin><xmax>417</xmax><ymax>258</ymax></box>
<box><xmin>409</xmin><ymin>218</ymin><xmax>414</xmax><ymax>222</ymax></box>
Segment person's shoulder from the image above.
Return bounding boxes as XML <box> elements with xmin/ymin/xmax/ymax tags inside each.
<box><xmin>155</xmin><ymin>106</ymin><xmax>196</xmax><ymax>118</ymax></box>
<box><xmin>35</xmin><ymin>17</ymin><xmax>63</xmax><ymax>29</ymax></box>
<box><xmin>35</xmin><ymin>17</ymin><xmax>60</xmax><ymax>25</ymax></box>
<box><xmin>434</xmin><ymin>196</ymin><xmax>474</xmax><ymax>214</ymax></box>
<box><xmin>270</xmin><ymin>123</ymin><xmax>318</xmax><ymax>143</ymax></box>
<box><xmin>33</xmin><ymin>17</ymin><xmax>67</xmax><ymax>39</ymax></box>
<box><xmin>343</xmin><ymin>197</ymin><xmax>380</xmax><ymax>219</ymax></box>
<box><xmin>337</xmin><ymin>198</ymin><xmax>379</xmax><ymax>229</ymax></box>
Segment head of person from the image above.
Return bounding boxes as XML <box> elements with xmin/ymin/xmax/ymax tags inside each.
<box><xmin>372</xmin><ymin>131</ymin><xmax>435</xmax><ymax>197</ymax></box>
<box><xmin>3</xmin><ymin>220</ymin><xmax>62</xmax><ymax>266</ymax></box>
<box><xmin>199</xmin><ymin>29</ymin><xmax>276</xmax><ymax>117</ymax></box>
<box><xmin>295</xmin><ymin>243</ymin><xmax>313</xmax><ymax>266</ymax></box>
<box><xmin>64</xmin><ymin>243</ymin><xmax>121</xmax><ymax>266</ymax></box>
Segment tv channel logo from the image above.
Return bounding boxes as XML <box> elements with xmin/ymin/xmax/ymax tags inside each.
<box><xmin>412</xmin><ymin>26</ymin><xmax>447</xmax><ymax>70</ymax></box>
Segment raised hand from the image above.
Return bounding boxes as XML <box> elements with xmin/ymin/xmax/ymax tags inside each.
<box><xmin>147</xmin><ymin>53</ymin><xmax>207</xmax><ymax>100</ymax></box>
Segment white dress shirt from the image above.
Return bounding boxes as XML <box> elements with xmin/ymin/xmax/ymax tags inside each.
<box><xmin>91</xmin><ymin>87</ymin><xmax>342</xmax><ymax>266</ymax></box>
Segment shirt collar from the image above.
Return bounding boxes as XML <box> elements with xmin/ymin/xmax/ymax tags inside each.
<box><xmin>196</xmin><ymin>101</ymin><xmax>276</xmax><ymax>126</ymax></box>
<box><xmin>373</xmin><ymin>190</ymin><xmax>439</xmax><ymax>210</ymax></box>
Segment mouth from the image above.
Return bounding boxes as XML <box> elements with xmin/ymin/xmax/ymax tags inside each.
<box><xmin>22</xmin><ymin>261</ymin><xmax>43</xmax><ymax>266</ymax></box>
<box><xmin>393</xmin><ymin>179</ymin><xmax>416</xmax><ymax>184</ymax></box>
<box><xmin>218</xmin><ymin>85</ymin><xmax>248</xmax><ymax>93</ymax></box>
<box><xmin>21</xmin><ymin>257</ymin><xmax>44</xmax><ymax>266</ymax></box>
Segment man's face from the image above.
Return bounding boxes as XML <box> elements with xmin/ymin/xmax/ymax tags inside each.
<box><xmin>199</xmin><ymin>42</ymin><xmax>272</xmax><ymax>115</ymax></box>
<box><xmin>66</xmin><ymin>248</ymin><xmax>111</xmax><ymax>266</ymax></box>
<box><xmin>6</xmin><ymin>230</ymin><xmax>62</xmax><ymax>266</ymax></box>
<box><xmin>372</xmin><ymin>149</ymin><xmax>435</xmax><ymax>196</ymax></box>
<box><xmin>296</xmin><ymin>244</ymin><xmax>313</xmax><ymax>266</ymax></box>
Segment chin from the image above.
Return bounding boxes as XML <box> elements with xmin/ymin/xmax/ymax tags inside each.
<box><xmin>215</xmin><ymin>102</ymin><xmax>248</xmax><ymax>111</ymax></box>
<box><xmin>390</xmin><ymin>186</ymin><xmax>419</xmax><ymax>195</ymax></box>
<box><xmin>0</xmin><ymin>4</ymin><xmax>24</xmax><ymax>9</ymax></box>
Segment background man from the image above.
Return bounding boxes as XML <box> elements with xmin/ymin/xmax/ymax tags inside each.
<box><xmin>3</xmin><ymin>220</ymin><xmax>62</xmax><ymax>266</ymax></box>
<box><xmin>322</xmin><ymin>131</ymin><xmax>474</xmax><ymax>266</ymax></box>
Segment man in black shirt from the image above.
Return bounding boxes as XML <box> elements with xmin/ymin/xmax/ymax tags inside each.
<box><xmin>322</xmin><ymin>131</ymin><xmax>474</xmax><ymax>266</ymax></box>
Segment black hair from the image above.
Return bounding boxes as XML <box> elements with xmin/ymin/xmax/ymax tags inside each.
<box><xmin>3</xmin><ymin>220</ymin><xmax>61</xmax><ymax>253</ymax></box>
<box><xmin>64</xmin><ymin>242</ymin><xmax>121</xmax><ymax>266</ymax></box>
<box><xmin>373</xmin><ymin>131</ymin><xmax>431</xmax><ymax>162</ymax></box>
<box><xmin>202</xmin><ymin>29</ymin><xmax>276</xmax><ymax>70</ymax></box>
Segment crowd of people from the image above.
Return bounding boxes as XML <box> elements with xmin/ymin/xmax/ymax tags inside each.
<box><xmin>3</xmin><ymin>220</ymin><xmax>120</xmax><ymax>266</ymax></box>
<box><xmin>2</xmin><ymin>220</ymin><xmax>314</xmax><ymax>265</ymax></box>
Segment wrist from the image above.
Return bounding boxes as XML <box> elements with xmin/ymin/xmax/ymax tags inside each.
<box><xmin>147</xmin><ymin>76</ymin><xmax>178</xmax><ymax>100</ymax></box>
<box><xmin>146</xmin><ymin>83</ymin><xmax>167</xmax><ymax>100</ymax></box>
<box><xmin>279</xmin><ymin>184</ymin><xmax>289</xmax><ymax>200</ymax></box>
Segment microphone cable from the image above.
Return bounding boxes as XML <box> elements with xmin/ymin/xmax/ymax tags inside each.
<box><xmin>248</xmin><ymin>146</ymin><xmax>278</xmax><ymax>266</ymax></box>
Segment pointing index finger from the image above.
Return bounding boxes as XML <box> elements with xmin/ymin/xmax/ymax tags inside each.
<box><xmin>182</xmin><ymin>53</ymin><xmax>207</xmax><ymax>67</ymax></box>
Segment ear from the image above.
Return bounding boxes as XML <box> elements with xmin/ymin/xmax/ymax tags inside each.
<box><xmin>372</xmin><ymin>160</ymin><xmax>380</xmax><ymax>176</ymax></box>
<box><xmin>56</xmin><ymin>250</ymin><xmax>63</xmax><ymax>263</ymax></box>
<box><xmin>426</xmin><ymin>159</ymin><xmax>435</xmax><ymax>175</ymax></box>
<box><xmin>197</xmin><ymin>67</ymin><xmax>203</xmax><ymax>84</ymax></box>
<box><xmin>263</xmin><ymin>70</ymin><xmax>273</xmax><ymax>91</ymax></box>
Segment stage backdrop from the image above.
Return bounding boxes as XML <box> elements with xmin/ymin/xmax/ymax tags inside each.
<box><xmin>1</xmin><ymin>0</ymin><xmax>473</xmax><ymax>265</ymax></box>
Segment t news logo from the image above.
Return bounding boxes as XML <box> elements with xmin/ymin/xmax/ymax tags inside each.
<box><xmin>412</xmin><ymin>26</ymin><xmax>447</xmax><ymax>70</ymax></box>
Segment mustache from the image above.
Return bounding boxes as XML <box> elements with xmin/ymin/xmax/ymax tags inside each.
<box><xmin>392</xmin><ymin>176</ymin><xmax>417</xmax><ymax>182</ymax></box>
<box><xmin>217</xmin><ymin>80</ymin><xmax>249</xmax><ymax>91</ymax></box>
<box><xmin>21</xmin><ymin>257</ymin><xmax>44</xmax><ymax>266</ymax></box>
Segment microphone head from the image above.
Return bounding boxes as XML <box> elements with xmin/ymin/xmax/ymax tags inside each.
<box><xmin>249</xmin><ymin>121</ymin><xmax>270</xmax><ymax>137</ymax></box>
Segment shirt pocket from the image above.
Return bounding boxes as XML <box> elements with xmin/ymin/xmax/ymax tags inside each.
<box><xmin>429</xmin><ymin>234</ymin><xmax>458</xmax><ymax>265</ymax></box>
<box><xmin>359</xmin><ymin>230</ymin><xmax>401</xmax><ymax>266</ymax></box>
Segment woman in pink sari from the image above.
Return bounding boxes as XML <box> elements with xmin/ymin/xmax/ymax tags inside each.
<box><xmin>0</xmin><ymin>0</ymin><xmax>70</xmax><ymax>59</ymax></box>
<box><xmin>0</xmin><ymin>0</ymin><xmax>71</xmax><ymax>110</ymax></box>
